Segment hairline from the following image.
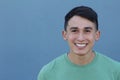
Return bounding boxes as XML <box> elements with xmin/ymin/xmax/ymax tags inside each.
<box><xmin>64</xmin><ymin>15</ymin><xmax>98</xmax><ymax>31</ymax></box>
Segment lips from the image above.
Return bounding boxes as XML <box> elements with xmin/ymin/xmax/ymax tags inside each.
<box><xmin>75</xmin><ymin>43</ymin><xmax>87</xmax><ymax>49</ymax></box>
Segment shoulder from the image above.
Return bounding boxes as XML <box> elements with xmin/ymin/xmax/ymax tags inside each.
<box><xmin>39</xmin><ymin>53</ymin><xmax>66</xmax><ymax>74</ymax></box>
<box><xmin>37</xmin><ymin>54</ymin><xmax>66</xmax><ymax>80</ymax></box>
<box><xmin>96</xmin><ymin>51</ymin><xmax>120</xmax><ymax>69</ymax></box>
<box><xmin>96</xmin><ymin>51</ymin><xmax>120</xmax><ymax>79</ymax></box>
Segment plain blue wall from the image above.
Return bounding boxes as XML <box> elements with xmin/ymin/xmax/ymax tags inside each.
<box><xmin>0</xmin><ymin>0</ymin><xmax>120</xmax><ymax>80</ymax></box>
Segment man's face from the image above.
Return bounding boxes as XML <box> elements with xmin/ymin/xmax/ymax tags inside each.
<box><xmin>62</xmin><ymin>16</ymin><xmax>100</xmax><ymax>56</ymax></box>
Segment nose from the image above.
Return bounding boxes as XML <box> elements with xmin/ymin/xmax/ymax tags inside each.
<box><xmin>77</xmin><ymin>33</ymin><xmax>85</xmax><ymax>42</ymax></box>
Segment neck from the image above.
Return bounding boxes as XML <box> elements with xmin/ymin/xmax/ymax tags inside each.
<box><xmin>68</xmin><ymin>51</ymin><xmax>95</xmax><ymax>65</ymax></box>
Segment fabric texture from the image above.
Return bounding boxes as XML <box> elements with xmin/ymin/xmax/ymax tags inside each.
<box><xmin>38</xmin><ymin>51</ymin><xmax>120</xmax><ymax>80</ymax></box>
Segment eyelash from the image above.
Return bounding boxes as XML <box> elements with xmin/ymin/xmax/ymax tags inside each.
<box><xmin>71</xmin><ymin>30</ymin><xmax>91</xmax><ymax>33</ymax></box>
<box><xmin>85</xmin><ymin>30</ymin><xmax>91</xmax><ymax>32</ymax></box>
<box><xmin>71</xmin><ymin>30</ymin><xmax>78</xmax><ymax>32</ymax></box>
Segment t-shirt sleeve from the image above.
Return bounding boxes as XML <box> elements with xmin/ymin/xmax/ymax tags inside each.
<box><xmin>118</xmin><ymin>71</ymin><xmax>120</xmax><ymax>80</ymax></box>
<box><xmin>37</xmin><ymin>68</ymin><xmax>46</xmax><ymax>80</ymax></box>
<box><xmin>116</xmin><ymin>64</ymin><xmax>120</xmax><ymax>80</ymax></box>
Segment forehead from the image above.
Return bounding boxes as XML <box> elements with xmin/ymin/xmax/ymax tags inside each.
<box><xmin>67</xmin><ymin>16</ymin><xmax>96</xmax><ymax>30</ymax></box>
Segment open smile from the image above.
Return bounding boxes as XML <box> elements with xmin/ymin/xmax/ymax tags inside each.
<box><xmin>75</xmin><ymin>43</ymin><xmax>88</xmax><ymax>49</ymax></box>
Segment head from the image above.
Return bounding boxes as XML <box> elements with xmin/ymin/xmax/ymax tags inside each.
<box><xmin>62</xmin><ymin>6</ymin><xmax>100</xmax><ymax>56</ymax></box>
<box><xmin>64</xmin><ymin>6</ymin><xmax>98</xmax><ymax>31</ymax></box>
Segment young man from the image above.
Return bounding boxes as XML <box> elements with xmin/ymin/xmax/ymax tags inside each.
<box><xmin>38</xmin><ymin>6</ymin><xmax>120</xmax><ymax>80</ymax></box>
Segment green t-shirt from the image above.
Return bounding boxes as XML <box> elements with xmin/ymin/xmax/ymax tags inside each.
<box><xmin>38</xmin><ymin>51</ymin><xmax>120</xmax><ymax>80</ymax></box>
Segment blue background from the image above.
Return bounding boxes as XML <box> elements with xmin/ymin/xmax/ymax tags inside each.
<box><xmin>0</xmin><ymin>0</ymin><xmax>120</xmax><ymax>80</ymax></box>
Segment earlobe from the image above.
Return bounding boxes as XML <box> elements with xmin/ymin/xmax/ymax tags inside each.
<box><xmin>95</xmin><ymin>31</ymin><xmax>100</xmax><ymax>41</ymax></box>
<box><xmin>62</xmin><ymin>31</ymin><xmax>67</xmax><ymax>40</ymax></box>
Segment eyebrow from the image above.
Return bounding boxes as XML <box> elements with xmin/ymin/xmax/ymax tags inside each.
<box><xmin>70</xmin><ymin>27</ymin><xmax>78</xmax><ymax>30</ymax></box>
<box><xmin>69</xmin><ymin>27</ymin><xmax>93</xmax><ymax>30</ymax></box>
<box><xmin>84</xmin><ymin>27</ymin><xmax>93</xmax><ymax>30</ymax></box>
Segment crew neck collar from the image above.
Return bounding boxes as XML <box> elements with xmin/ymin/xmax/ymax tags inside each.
<box><xmin>64</xmin><ymin>51</ymin><xmax>98</xmax><ymax>68</ymax></box>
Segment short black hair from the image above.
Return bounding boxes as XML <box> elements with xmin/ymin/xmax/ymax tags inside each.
<box><xmin>64</xmin><ymin>6</ymin><xmax>98</xmax><ymax>31</ymax></box>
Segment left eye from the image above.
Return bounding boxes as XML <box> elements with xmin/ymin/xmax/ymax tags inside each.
<box><xmin>85</xmin><ymin>30</ymin><xmax>91</xmax><ymax>32</ymax></box>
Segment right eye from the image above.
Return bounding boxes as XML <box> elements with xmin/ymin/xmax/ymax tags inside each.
<box><xmin>71</xmin><ymin>29</ymin><xmax>77</xmax><ymax>32</ymax></box>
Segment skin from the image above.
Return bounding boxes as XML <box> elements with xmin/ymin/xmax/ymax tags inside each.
<box><xmin>62</xmin><ymin>16</ymin><xmax>100</xmax><ymax>65</ymax></box>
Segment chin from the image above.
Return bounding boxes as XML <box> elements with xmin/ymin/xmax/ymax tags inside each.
<box><xmin>74</xmin><ymin>51</ymin><xmax>87</xmax><ymax>56</ymax></box>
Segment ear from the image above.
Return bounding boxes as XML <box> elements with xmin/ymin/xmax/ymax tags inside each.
<box><xmin>95</xmin><ymin>30</ymin><xmax>100</xmax><ymax>41</ymax></box>
<box><xmin>62</xmin><ymin>30</ymin><xmax>67</xmax><ymax>40</ymax></box>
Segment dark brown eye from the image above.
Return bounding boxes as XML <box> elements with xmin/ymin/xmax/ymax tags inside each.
<box><xmin>84</xmin><ymin>27</ymin><xmax>92</xmax><ymax>33</ymax></box>
<box><xmin>71</xmin><ymin>29</ymin><xmax>77</xmax><ymax>32</ymax></box>
<box><xmin>85</xmin><ymin>29</ymin><xmax>91</xmax><ymax>32</ymax></box>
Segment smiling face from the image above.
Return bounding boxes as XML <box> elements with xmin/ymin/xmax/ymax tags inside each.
<box><xmin>62</xmin><ymin>16</ymin><xmax>100</xmax><ymax>56</ymax></box>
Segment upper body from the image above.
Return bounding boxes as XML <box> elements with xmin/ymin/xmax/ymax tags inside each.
<box><xmin>38</xmin><ymin>51</ymin><xmax>120</xmax><ymax>80</ymax></box>
<box><xmin>38</xmin><ymin>6</ymin><xmax>120</xmax><ymax>80</ymax></box>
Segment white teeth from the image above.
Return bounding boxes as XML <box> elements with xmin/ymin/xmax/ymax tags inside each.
<box><xmin>76</xmin><ymin>43</ymin><xmax>86</xmax><ymax>47</ymax></box>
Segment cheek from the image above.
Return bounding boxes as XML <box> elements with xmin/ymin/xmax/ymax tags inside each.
<box><xmin>66</xmin><ymin>34</ymin><xmax>76</xmax><ymax>42</ymax></box>
<box><xmin>87</xmin><ymin>34</ymin><xmax>96</xmax><ymax>42</ymax></box>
